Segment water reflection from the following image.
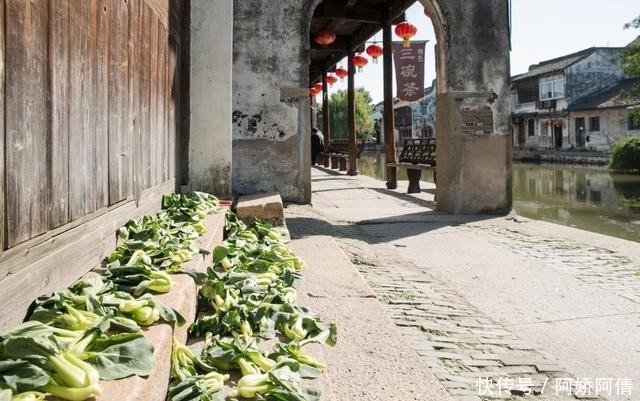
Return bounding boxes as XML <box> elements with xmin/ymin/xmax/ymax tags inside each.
<box><xmin>357</xmin><ymin>153</ymin><xmax>640</xmax><ymax>242</ymax></box>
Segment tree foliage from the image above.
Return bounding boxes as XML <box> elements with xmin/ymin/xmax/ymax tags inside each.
<box><xmin>317</xmin><ymin>88</ymin><xmax>374</xmax><ymax>139</ymax></box>
<box><xmin>620</xmin><ymin>16</ymin><xmax>640</xmax><ymax>117</ymax></box>
<box><xmin>609</xmin><ymin>136</ymin><xmax>640</xmax><ymax>173</ymax></box>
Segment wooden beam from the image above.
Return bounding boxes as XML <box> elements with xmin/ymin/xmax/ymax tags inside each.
<box><xmin>383</xmin><ymin>21</ymin><xmax>397</xmax><ymax>189</ymax></box>
<box><xmin>322</xmin><ymin>72</ymin><xmax>331</xmax><ymax>155</ymax></box>
<box><xmin>347</xmin><ymin>52</ymin><xmax>358</xmax><ymax>176</ymax></box>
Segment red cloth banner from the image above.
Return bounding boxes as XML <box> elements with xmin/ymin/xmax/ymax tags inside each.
<box><xmin>392</xmin><ymin>40</ymin><xmax>428</xmax><ymax>102</ymax></box>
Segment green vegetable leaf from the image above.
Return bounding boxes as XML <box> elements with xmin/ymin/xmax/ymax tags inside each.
<box><xmin>0</xmin><ymin>360</ymin><xmax>50</xmax><ymax>393</ymax></box>
<box><xmin>84</xmin><ymin>334</ymin><xmax>155</xmax><ymax>380</ymax></box>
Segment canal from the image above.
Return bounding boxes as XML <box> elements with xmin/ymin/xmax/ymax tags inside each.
<box><xmin>358</xmin><ymin>152</ymin><xmax>640</xmax><ymax>242</ymax></box>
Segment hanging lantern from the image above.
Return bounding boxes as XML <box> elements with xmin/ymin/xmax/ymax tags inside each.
<box><xmin>352</xmin><ymin>54</ymin><xmax>368</xmax><ymax>72</ymax></box>
<box><xmin>395</xmin><ymin>21</ymin><xmax>417</xmax><ymax>48</ymax></box>
<box><xmin>313</xmin><ymin>82</ymin><xmax>323</xmax><ymax>92</ymax></box>
<box><xmin>335</xmin><ymin>67</ymin><xmax>348</xmax><ymax>79</ymax></box>
<box><xmin>313</xmin><ymin>30</ymin><xmax>336</xmax><ymax>47</ymax></box>
<box><xmin>325</xmin><ymin>74</ymin><xmax>338</xmax><ymax>86</ymax></box>
<box><xmin>366</xmin><ymin>44</ymin><xmax>383</xmax><ymax>64</ymax></box>
<box><xmin>309</xmin><ymin>87</ymin><xmax>320</xmax><ymax>96</ymax></box>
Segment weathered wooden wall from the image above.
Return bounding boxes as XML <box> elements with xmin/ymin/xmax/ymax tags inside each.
<box><xmin>0</xmin><ymin>0</ymin><xmax>189</xmax><ymax>330</ymax></box>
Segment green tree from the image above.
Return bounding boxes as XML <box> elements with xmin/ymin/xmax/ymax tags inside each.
<box><xmin>621</xmin><ymin>16</ymin><xmax>640</xmax><ymax>117</ymax></box>
<box><xmin>318</xmin><ymin>87</ymin><xmax>374</xmax><ymax>139</ymax></box>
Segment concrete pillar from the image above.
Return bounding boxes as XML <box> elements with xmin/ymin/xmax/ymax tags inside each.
<box><xmin>189</xmin><ymin>0</ymin><xmax>232</xmax><ymax>198</ymax></box>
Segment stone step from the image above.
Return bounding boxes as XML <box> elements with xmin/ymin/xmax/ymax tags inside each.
<box><xmin>97</xmin><ymin>211</ymin><xmax>225</xmax><ymax>401</ymax></box>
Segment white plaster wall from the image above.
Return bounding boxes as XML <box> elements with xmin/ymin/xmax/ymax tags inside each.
<box><xmin>189</xmin><ymin>0</ymin><xmax>233</xmax><ymax>198</ymax></box>
<box><xmin>569</xmin><ymin>109</ymin><xmax>639</xmax><ymax>151</ymax></box>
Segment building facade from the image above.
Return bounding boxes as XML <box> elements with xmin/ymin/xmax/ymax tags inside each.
<box><xmin>511</xmin><ymin>45</ymin><xmax>639</xmax><ymax>151</ymax></box>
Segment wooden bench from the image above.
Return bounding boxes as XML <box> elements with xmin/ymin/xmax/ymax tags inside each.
<box><xmin>387</xmin><ymin>138</ymin><xmax>436</xmax><ymax>194</ymax></box>
<box><xmin>319</xmin><ymin>139</ymin><xmax>365</xmax><ymax>172</ymax></box>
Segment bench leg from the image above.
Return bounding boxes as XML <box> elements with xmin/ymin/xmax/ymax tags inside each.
<box><xmin>323</xmin><ymin>154</ymin><xmax>330</xmax><ymax>168</ymax></box>
<box><xmin>407</xmin><ymin>169</ymin><xmax>421</xmax><ymax>193</ymax></box>
<box><xmin>331</xmin><ymin>156</ymin><xmax>340</xmax><ymax>169</ymax></box>
<box><xmin>339</xmin><ymin>158</ymin><xmax>347</xmax><ymax>172</ymax></box>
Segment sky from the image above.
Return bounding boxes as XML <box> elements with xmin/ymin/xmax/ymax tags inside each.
<box><xmin>319</xmin><ymin>0</ymin><xmax>639</xmax><ymax>104</ymax></box>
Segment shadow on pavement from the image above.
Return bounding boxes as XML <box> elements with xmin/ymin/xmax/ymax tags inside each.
<box><xmin>286</xmin><ymin>212</ymin><xmax>494</xmax><ymax>245</ymax></box>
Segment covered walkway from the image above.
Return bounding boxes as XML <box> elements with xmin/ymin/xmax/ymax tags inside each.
<box><xmin>285</xmin><ymin>167</ymin><xmax>640</xmax><ymax>400</ymax></box>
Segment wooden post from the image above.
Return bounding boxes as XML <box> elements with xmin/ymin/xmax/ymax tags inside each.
<box><xmin>383</xmin><ymin>20</ymin><xmax>397</xmax><ymax>189</ymax></box>
<box><xmin>322</xmin><ymin>72</ymin><xmax>331</xmax><ymax>167</ymax></box>
<box><xmin>347</xmin><ymin>51</ymin><xmax>358</xmax><ymax>176</ymax></box>
<box><xmin>0</xmin><ymin>0</ymin><xmax>4</xmax><ymax>253</ymax></box>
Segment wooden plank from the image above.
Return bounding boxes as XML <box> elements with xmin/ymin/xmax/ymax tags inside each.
<box><xmin>129</xmin><ymin>0</ymin><xmax>143</xmax><ymax>202</ymax></box>
<box><xmin>149</xmin><ymin>16</ymin><xmax>159</xmax><ymax>186</ymax></box>
<box><xmin>69</xmin><ymin>0</ymin><xmax>97</xmax><ymax>221</ymax></box>
<box><xmin>95</xmin><ymin>0</ymin><xmax>110</xmax><ymax>209</ymax></box>
<box><xmin>0</xmin><ymin>0</ymin><xmax>5</xmax><ymax>252</ymax></box>
<box><xmin>167</xmin><ymin>38</ymin><xmax>177</xmax><ymax>181</ymax></box>
<box><xmin>0</xmin><ymin>179</ymin><xmax>175</xmax><ymax>332</ymax></box>
<box><xmin>140</xmin><ymin>4</ymin><xmax>152</xmax><ymax>191</ymax></box>
<box><xmin>5</xmin><ymin>0</ymin><xmax>50</xmax><ymax>247</ymax></box>
<box><xmin>49</xmin><ymin>0</ymin><xmax>70</xmax><ymax>229</ymax></box>
<box><xmin>157</xmin><ymin>24</ymin><xmax>167</xmax><ymax>184</ymax></box>
<box><xmin>145</xmin><ymin>0</ymin><xmax>169</xmax><ymax>28</ymax></box>
<box><xmin>108</xmin><ymin>0</ymin><xmax>130</xmax><ymax>204</ymax></box>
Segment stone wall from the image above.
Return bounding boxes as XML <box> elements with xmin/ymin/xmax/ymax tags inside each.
<box><xmin>566</xmin><ymin>49</ymin><xmax>625</xmax><ymax>103</ymax></box>
<box><xmin>231</xmin><ymin>0</ymin><xmax>318</xmax><ymax>203</ymax></box>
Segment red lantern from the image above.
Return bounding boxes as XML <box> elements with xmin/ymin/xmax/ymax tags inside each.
<box><xmin>325</xmin><ymin>75</ymin><xmax>338</xmax><ymax>86</ymax></box>
<box><xmin>366</xmin><ymin>44</ymin><xmax>383</xmax><ymax>64</ymax></box>
<box><xmin>313</xmin><ymin>30</ymin><xmax>336</xmax><ymax>47</ymax></box>
<box><xmin>352</xmin><ymin>55</ymin><xmax>368</xmax><ymax>72</ymax></box>
<box><xmin>395</xmin><ymin>21</ymin><xmax>417</xmax><ymax>48</ymax></box>
<box><xmin>309</xmin><ymin>87</ymin><xmax>320</xmax><ymax>96</ymax></box>
<box><xmin>313</xmin><ymin>82</ymin><xmax>323</xmax><ymax>92</ymax></box>
<box><xmin>335</xmin><ymin>67</ymin><xmax>348</xmax><ymax>79</ymax></box>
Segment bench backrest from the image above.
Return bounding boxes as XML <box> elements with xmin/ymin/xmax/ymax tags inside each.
<box><xmin>329</xmin><ymin>139</ymin><xmax>365</xmax><ymax>157</ymax></box>
<box><xmin>398</xmin><ymin>138</ymin><xmax>436</xmax><ymax>165</ymax></box>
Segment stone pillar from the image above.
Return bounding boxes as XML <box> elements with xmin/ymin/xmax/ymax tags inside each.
<box><xmin>188</xmin><ymin>0</ymin><xmax>233</xmax><ymax>198</ymax></box>
<box><xmin>430</xmin><ymin>0</ymin><xmax>512</xmax><ymax>214</ymax></box>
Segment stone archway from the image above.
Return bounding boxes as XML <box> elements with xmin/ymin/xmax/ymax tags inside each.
<box><xmin>230</xmin><ymin>0</ymin><xmax>512</xmax><ymax>213</ymax></box>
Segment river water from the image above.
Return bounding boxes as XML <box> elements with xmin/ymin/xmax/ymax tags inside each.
<box><xmin>358</xmin><ymin>152</ymin><xmax>640</xmax><ymax>242</ymax></box>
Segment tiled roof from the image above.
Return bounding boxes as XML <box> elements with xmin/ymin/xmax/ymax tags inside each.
<box><xmin>568</xmin><ymin>78</ymin><xmax>640</xmax><ymax>111</ymax></box>
<box><xmin>512</xmin><ymin>48</ymin><xmax>597</xmax><ymax>82</ymax></box>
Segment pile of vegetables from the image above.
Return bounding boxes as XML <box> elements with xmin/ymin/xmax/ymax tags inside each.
<box><xmin>167</xmin><ymin>213</ymin><xmax>336</xmax><ymax>401</ymax></box>
<box><xmin>0</xmin><ymin>192</ymin><xmax>221</xmax><ymax>401</ymax></box>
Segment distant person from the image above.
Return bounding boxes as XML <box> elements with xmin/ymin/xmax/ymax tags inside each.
<box><xmin>311</xmin><ymin>128</ymin><xmax>325</xmax><ymax>165</ymax></box>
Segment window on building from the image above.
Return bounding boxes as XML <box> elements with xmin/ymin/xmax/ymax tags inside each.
<box><xmin>629</xmin><ymin>115</ymin><xmax>640</xmax><ymax>130</ymax></box>
<box><xmin>527</xmin><ymin>119</ymin><xmax>535</xmax><ymax>137</ymax></box>
<box><xmin>589</xmin><ymin>116</ymin><xmax>600</xmax><ymax>132</ymax></box>
<box><xmin>539</xmin><ymin>77</ymin><xmax>565</xmax><ymax>100</ymax></box>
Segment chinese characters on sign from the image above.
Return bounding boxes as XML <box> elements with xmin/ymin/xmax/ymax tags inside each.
<box><xmin>392</xmin><ymin>40</ymin><xmax>428</xmax><ymax>102</ymax></box>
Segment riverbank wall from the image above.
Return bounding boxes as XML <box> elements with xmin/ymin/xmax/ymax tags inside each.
<box><xmin>510</xmin><ymin>149</ymin><xmax>609</xmax><ymax>165</ymax></box>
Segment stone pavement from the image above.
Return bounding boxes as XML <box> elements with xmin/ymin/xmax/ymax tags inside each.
<box><xmin>283</xmin><ymin>167</ymin><xmax>640</xmax><ymax>401</ymax></box>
